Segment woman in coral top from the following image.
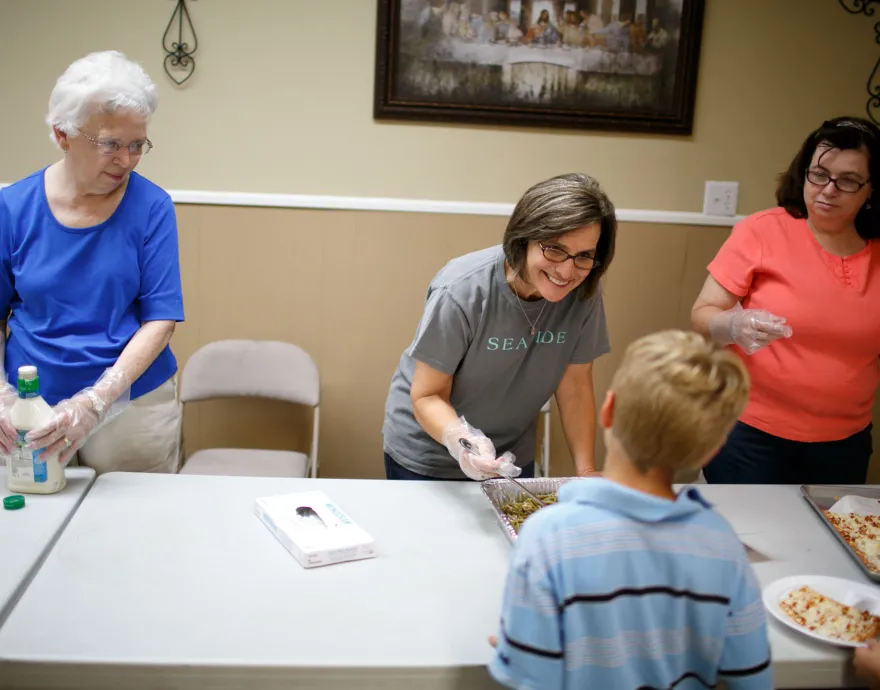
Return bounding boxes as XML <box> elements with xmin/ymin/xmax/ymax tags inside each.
<box><xmin>692</xmin><ymin>117</ymin><xmax>879</xmax><ymax>484</ymax></box>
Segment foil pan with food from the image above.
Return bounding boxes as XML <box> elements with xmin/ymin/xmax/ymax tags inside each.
<box><xmin>481</xmin><ymin>477</ymin><xmax>577</xmax><ymax>543</ymax></box>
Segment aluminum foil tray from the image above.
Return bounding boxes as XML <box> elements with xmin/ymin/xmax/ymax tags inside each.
<box><xmin>481</xmin><ymin>477</ymin><xmax>577</xmax><ymax>544</ymax></box>
<box><xmin>801</xmin><ymin>484</ymin><xmax>880</xmax><ymax>583</ymax></box>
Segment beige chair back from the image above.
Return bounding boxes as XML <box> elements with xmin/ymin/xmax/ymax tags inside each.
<box><xmin>180</xmin><ymin>340</ymin><xmax>319</xmax><ymax>406</ymax></box>
<box><xmin>179</xmin><ymin>340</ymin><xmax>320</xmax><ymax>477</ymax></box>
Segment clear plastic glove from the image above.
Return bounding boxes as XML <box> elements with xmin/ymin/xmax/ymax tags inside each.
<box><xmin>26</xmin><ymin>369</ymin><xmax>131</xmax><ymax>466</ymax></box>
<box><xmin>709</xmin><ymin>303</ymin><xmax>792</xmax><ymax>355</ymax></box>
<box><xmin>0</xmin><ymin>379</ymin><xmax>18</xmax><ymax>457</ymax></box>
<box><xmin>442</xmin><ymin>416</ymin><xmax>522</xmax><ymax>481</ymax></box>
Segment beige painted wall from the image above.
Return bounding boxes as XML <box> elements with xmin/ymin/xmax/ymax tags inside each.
<box><xmin>1</xmin><ymin>2</ymin><xmax>878</xmax><ymax>479</ymax></box>
<box><xmin>0</xmin><ymin>0</ymin><xmax>871</xmax><ymax>212</ymax></box>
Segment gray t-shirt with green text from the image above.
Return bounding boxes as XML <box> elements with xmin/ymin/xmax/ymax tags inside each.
<box><xmin>382</xmin><ymin>245</ymin><xmax>610</xmax><ymax>478</ymax></box>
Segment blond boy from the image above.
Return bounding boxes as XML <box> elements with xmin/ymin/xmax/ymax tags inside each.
<box><xmin>490</xmin><ymin>330</ymin><xmax>772</xmax><ymax>690</ymax></box>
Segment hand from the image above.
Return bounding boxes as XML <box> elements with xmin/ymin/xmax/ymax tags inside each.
<box><xmin>463</xmin><ymin>450</ymin><xmax>520</xmax><ymax>482</ymax></box>
<box><xmin>0</xmin><ymin>381</ymin><xmax>19</xmax><ymax>456</ymax></box>
<box><xmin>442</xmin><ymin>416</ymin><xmax>521</xmax><ymax>481</ymax></box>
<box><xmin>854</xmin><ymin>640</ymin><xmax>880</xmax><ymax>687</ymax></box>
<box><xmin>730</xmin><ymin>308</ymin><xmax>792</xmax><ymax>355</ymax></box>
<box><xmin>709</xmin><ymin>304</ymin><xmax>792</xmax><ymax>355</ymax></box>
<box><xmin>26</xmin><ymin>394</ymin><xmax>100</xmax><ymax>466</ymax></box>
<box><xmin>578</xmin><ymin>467</ymin><xmax>602</xmax><ymax>478</ymax></box>
<box><xmin>488</xmin><ymin>635</ymin><xmax>498</xmax><ymax>648</ymax></box>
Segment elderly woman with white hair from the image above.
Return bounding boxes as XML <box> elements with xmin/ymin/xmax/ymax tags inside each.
<box><xmin>0</xmin><ymin>50</ymin><xmax>184</xmax><ymax>475</ymax></box>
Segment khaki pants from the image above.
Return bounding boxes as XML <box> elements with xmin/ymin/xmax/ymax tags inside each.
<box><xmin>73</xmin><ymin>377</ymin><xmax>181</xmax><ymax>475</ymax></box>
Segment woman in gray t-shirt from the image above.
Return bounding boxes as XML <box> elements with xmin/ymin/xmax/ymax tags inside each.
<box><xmin>383</xmin><ymin>173</ymin><xmax>617</xmax><ymax>480</ymax></box>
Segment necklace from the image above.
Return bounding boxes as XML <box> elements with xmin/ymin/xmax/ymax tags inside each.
<box><xmin>508</xmin><ymin>275</ymin><xmax>546</xmax><ymax>336</ymax></box>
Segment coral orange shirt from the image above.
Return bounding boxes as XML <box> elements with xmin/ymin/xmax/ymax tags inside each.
<box><xmin>709</xmin><ymin>208</ymin><xmax>880</xmax><ymax>442</ymax></box>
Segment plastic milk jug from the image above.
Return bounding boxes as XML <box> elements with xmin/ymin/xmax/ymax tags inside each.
<box><xmin>6</xmin><ymin>366</ymin><xmax>66</xmax><ymax>494</ymax></box>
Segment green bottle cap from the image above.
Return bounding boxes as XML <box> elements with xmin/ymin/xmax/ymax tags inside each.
<box><xmin>3</xmin><ymin>495</ymin><xmax>25</xmax><ymax>510</ymax></box>
<box><xmin>17</xmin><ymin>365</ymin><xmax>40</xmax><ymax>398</ymax></box>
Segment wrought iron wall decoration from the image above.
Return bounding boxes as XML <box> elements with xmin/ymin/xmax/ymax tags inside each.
<box><xmin>839</xmin><ymin>0</ymin><xmax>880</xmax><ymax>125</ymax></box>
<box><xmin>163</xmin><ymin>0</ymin><xmax>198</xmax><ymax>85</ymax></box>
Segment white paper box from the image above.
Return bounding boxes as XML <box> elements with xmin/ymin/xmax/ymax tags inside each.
<box><xmin>255</xmin><ymin>490</ymin><xmax>376</xmax><ymax>568</ymax></box>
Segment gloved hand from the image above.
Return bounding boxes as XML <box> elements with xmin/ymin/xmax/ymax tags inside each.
<box><xmin>709</xmin><ymin>303</ymin><xmax>792</xmax><ymax>355</ymax></box>
<box><xmin>442</xmin><ymin>416</ymin><xmax>521</xmax><ymax>481</ymax></box>
<box><xmin>26</xmin><ymin>369</ymin><xmax>131</xmax><ymax>466</ymax></box>
<box><xmin>27</xmin><ymin>395</ymin><xmax>99</xmax><ymax>466</ymax></box>
<box><xmin>0</xmin><ymin>379</ymin><xmax>18</xmax><ymax>457</ymax></box>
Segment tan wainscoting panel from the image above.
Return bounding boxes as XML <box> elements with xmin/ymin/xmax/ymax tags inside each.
<box><xmin>172</xmin><ymin>205</ymin><xmax>879</xmax><ymax>481</ymax></box>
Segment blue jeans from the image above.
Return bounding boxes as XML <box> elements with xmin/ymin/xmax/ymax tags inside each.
<box><xmin>703</xmin><ymin>421</ymin><xmax>872</xmax><ymax>485</ymax></box>
<box><xmin>384</xmin><ymin>453</ymin><xmax>535</xmax><ymax>481</ymax></box>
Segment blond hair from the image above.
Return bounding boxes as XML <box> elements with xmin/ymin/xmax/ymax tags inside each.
<box><xmin>610</xmin><ymin>330</ymin><xmax>749</xmax><ymax>473</ymax></box>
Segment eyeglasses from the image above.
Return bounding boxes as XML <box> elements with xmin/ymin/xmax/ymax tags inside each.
<box><xmin>80</xmin><ymin>132</ymin><xmax>153</xmax><ymax>157</ymax></box>
<box><xmin>806</xmin><ymin>169</ymin><xmax>869</xmax><ymax>194</ymax></box>
<box><xmin>539</xmin><ymin>242</ymin><xmax>600</xmax><ymax>270</ymax></box>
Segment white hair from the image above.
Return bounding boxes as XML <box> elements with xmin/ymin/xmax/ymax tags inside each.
<box><xmin>46</xmin><ymin>50</ymin><xmax>158</xmax><ymax>146</ymax></box>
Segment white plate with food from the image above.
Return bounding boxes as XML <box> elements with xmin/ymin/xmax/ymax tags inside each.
<box><xmin>763</xmin><ymin>575</ymin><xmax>880</xmax><ymax>648</ymax></box>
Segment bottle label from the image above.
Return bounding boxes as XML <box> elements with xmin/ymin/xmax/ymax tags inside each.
<box><xmin>17</xmin><ymin>376</ymin><xmax>40</xmax><ymax>399</ymax></box>
<box><xmin>9</xmin><ymin>430</ymin><xmax>47</xmax><ymax>483</ymax></box>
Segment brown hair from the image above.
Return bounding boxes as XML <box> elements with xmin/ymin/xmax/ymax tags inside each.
<box><xmin>776</xmin><ymin>116</ymin><xmax>879</xmax><ymax>239</ymax></box>
<box><xmin>502</xmin><ymin>173</ymin><xmax>617</xmax><ymax>301</ymax></box>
